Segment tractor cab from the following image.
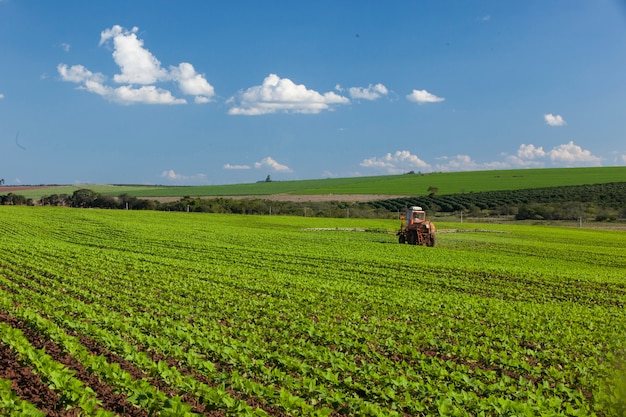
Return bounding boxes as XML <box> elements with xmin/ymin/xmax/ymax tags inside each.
<box><xmin>406</xmin><ymin>206</ymin><xmax>426</xmax><ymax>226</ymax></box>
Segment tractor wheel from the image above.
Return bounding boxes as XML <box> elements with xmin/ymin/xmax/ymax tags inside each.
<box><xmin>398</xmin><ymin>234</ymin><xmax>406</xmax><ymax>244</ymax></box>
<box><xmin>407</xmin><ymin>230</ymin><xmax>417</xmax><ymax>245</ymax></box>
<box><xmin>428</xmin><ymin>234</ymin><xmax>436</xmax><ymax>247</ymax></box>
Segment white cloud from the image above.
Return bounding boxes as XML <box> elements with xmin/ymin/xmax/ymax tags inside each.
<box><xmin>254</xmin><ymin>156</ymin><xmax>293</xmax><ymax>172</ymax></box>
<box><xmin>228</xmin><ymin>74</ymin><xmax>349</xmax><ymax>115</ymax></box>
<box><xmin>100</xmin><ymin>25</ymin><xmax>168</xmax><ymax>85</ymax></box>
<box><xmin>407</xmin><ymin>89</ymin><xmax>444</xmax><ymax>104</ymax></box>
<box><xmin>516</xmin><ymin>143</ymin><xmax>546</xmax><ymax>160</ymax></box>
<box><xmin>58</xmin><ymin>64</ymin><xmax>186</xmax><ymax>105</ymax></box>
<box><xmin>348</xmin><ymin>83</ymin><xmax>388</xmax><ymax>100</ymax></box>
<box><xmin>621</xmin><ymin>154</ymin><xmax>626</xmax><ymax>164</ymax></box>
<box><xmin>496</xmin><ymin>142</ymin><xmax>600</xmax><ymax>168</ymax></box>
<box><xmin>59</xmin><ymin>25</ymin><xmax>215</xmax><ymax>105</ymax></box>
<box><xmin>160</xmin><ymin>169</ymin><xmax>208</xmax><ymax>182</ymax></box>
<box><xmin>0</xmin><ymin>93</ymin><xmax>4</xmax><ymax>99</ymax></box>
<box><xmin>108</xmin><ymin>85</ymin><xmax>187</xmax><ymax>105</ymax></box>
<box><xmin>432</xmin><ymin>155</ymin><xmax>509</xmax><ymax>172</ymax></box>
<box><xmin>548</xmin><ymin>141</ymin><xmax>601</xmax><ymax>165</ymax></box>
<box><xmin>544</xmin><ymin>113</ymin><xmax>566</xmax><ymax>126</ymax></box>
<box><xmin>223</xmin><ymin>163</ymin><xmax>251</xmax><ymax>170</ymax></box>
<box><xmin>360</xmin><ymin>142</ymin><xmax>602</xmax><ymax>174</ymax></box>
<box><xmin>434</xmin><ymin>155</ymin><xmax>480</xmax><ymax>172</ymax></box>
<box><xmin>505</xmin><ymin>142</ymin><xmax>602</xmax><ymax>168</ymax></box>
<box><xmin>168</xmin><ymin>62</ymin><xmax>215</xmax><ymax>102</ymax></box>
<box><xmin>360</xmin><ymin>150</ymin><xmax>431</xmax><ymax>174</ymax></box>
<box><xmin>58</xmin><ymin>64</ymin><xmax>105</xmax><ymax>84</ymax></box>
<box><xmin>60</xmin><ymin>42</ymin><xmax>71</xmax><ymax>52</ymax></box>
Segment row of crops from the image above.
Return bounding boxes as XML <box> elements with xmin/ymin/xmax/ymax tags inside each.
<box><xmin>369</xmin><ymin>182</ymin><xmax>626</xmax><ymax>213</ymax></box>
<box><xmin>0</xmin><ymin>206</ymin><xmax>625</xmax><ymax>416</ymax></box>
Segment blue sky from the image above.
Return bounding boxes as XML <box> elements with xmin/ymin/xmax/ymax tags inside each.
<box><xmin>1</xmin><ymin>1</ymin><xmax>625</xmax><ymax>185</ymax></box>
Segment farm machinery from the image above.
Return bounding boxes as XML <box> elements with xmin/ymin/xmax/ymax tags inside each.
<box><xmin>397</xmin><ymin>206</ymin><xmax>436</xmax><ymax>246</ymax></box>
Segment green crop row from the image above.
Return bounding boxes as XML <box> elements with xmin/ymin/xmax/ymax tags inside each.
<box><xmin>0</xmin><ymin>206</ymin><xmax>625</xmax><ymax>416</ymax></box>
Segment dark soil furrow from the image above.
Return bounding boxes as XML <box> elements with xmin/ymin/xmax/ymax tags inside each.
<box><xmin>0</xmin><ymin>311</ymin><xmax>147</xmax><ymax>417</ymax></box>
<box><xmin>149</xmin><ymin>350</ymin><xmax>288</xmax><ymax>417</ymax></box>
<box><xmin>0</xmin><ymin>341</ymin><xmax>72</xmax><ymax>416</ymax></box>
<box><xmin>73</xmin><ymin>333</ymin><xmax>225</xmax><ymax>416</ymax></box>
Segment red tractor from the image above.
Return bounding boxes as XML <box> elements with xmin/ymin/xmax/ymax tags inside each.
<box><xmin>397</xmin><ymin>206</ymin><xmax>436</xmax><ymax>246</ymax></box>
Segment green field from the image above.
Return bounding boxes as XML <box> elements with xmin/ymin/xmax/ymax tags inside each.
<box><xmin>5</xmin><ymin>166</ymin><xmax>626</xmax><ymax>200</ymax></box>
<box><xmin>0</xmin><ymin>206</ymin><xmax>624</xmax><ymax>416</ymax></box>
<box><xmin>3</xmin><ymin>184</ymin><xmax>165</xmax><ymax>200</ymax></box>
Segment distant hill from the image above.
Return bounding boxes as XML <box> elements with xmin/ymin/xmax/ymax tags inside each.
<box><xmin>2</xmin><ymin>166</ymin><xmax>626</xmax><ymax>200</ymax></box>
<box><xmin>122</xmin><ymin>166</ymin><xmax>626</xmax><ymax>198</ymax></box>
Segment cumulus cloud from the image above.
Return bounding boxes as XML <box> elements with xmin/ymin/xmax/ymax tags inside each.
<box><xmin>228</xmin><ymin>74</ymin><xmax>349</xmax><ymax>115</ymax></box>
<box><xmin>347</xmin><ymin>83</ymin><xmax>388</xmax><ymax>100</ymax></box>
<box><xmin>59</xmin><ymin>25</ymin><xmax>215</xmax><ymax>105</ymax></box>
<box><xmin>516</xmin><ymin>144</ymin><xmax>546</xmax><ymax>160</ymax></box>
<box><xmin>58</xmin><ymin>64</ymin><xmax>186</xmax><ymax>105</ymax></box>
<box><xmin>254</xmin><ymin>156</ymin><xmax>292</xmax><ymax>172</ymax></box>
<box><xmin>170</xmin><ymin>62</ymin><xmax>215</xmax><ymax>102</ymax></box>
<box><xmin>544</xmin><ymin>113</ymin><xmax>566</xmax><ymax>126</ymax></box>
<box><xmin>160</xmin><ymin>169</ymin><xmax>208</xmax><ymax>182</ymax></box>
<box><xmin>0</xmin><ymin>93</ymin><xmax>4</xmax><ymax>99</ymax></box>
<box><xmin>504</xmin><ymin>142</ymin><xmax>600</xmax><ymax>167</ymax></box>
<box><xmin>60</xmin><ymin>42</ymin><xmax>71</xmax><ymax>52</ymax></box>
<box><xmin>360</xmin><ymin>150</ymin><xmax>431</xmax><ymax>174</ymax></box>
<box><xmin>225</xmin><ymin>157</ymin><xmax>292</xmax><ymax>172</ymax></box>
<box><xmin>99</xmin><ymin>25</ymin><xmax>168</xmax><ymax>85</ymax></box>
<box><xmin>223</xmin><ymin>163</ymin><xmax>251</xmax><ymax>170</ymax></box>
<box><xmin>431</xmin><ymin>155</ymin><xmax>508</xmax><ymax>172</ymax></box>
<box><xmin>621</xmin><ymin>154</ymin><xmax>626</xmax><ymax>164</ymax></box>
<box><xmin>548</xmin><ymin>141</ymin><xmax>601</xmax><ymax>165</ymax></box>
<box><xmin>360</xmin><ymin>142</ymin><xmax>602</xmax><ymax>174</ymax></box>
<box><xmin>58</xmin><ymin>64</ymin><xmax>105</xmax><ymax>84</ymax></box>
<box><xmin>406</xmin><ymin>89</ymin><xmax>445</xmax><ymax>104</ymax></box>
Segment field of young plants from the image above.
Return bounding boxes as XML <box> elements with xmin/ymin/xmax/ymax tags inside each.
<box><xmin>0</xmin><ymin>206</ymin><xmax>624</xmax><ymax>416</ymax></box>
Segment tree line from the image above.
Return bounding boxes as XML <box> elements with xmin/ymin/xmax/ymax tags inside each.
<box><xmin>2</xmin><ymin>182</ymin><xmax>626</xmax><ymax>221</ymax></box>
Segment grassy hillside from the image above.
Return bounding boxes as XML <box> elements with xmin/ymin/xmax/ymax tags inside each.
<box><xmin>122</xmin><ymin>166</ymin><xmax>626</xmax><ymax>197</ymax></box>
<box><xmin>0</xmin><ymin>184</ymin><xmax>163</xmax><ymax>200</ymax></box>
<box><xmin>3</xmin><ymin>166</ymin><xmax>626</xmax><ymax>200</ymax></box>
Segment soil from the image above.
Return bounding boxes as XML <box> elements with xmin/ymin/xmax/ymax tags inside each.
<box><xmin>0</xmin><ymin>342</ymin><xmax>70</xmax><ymax>416</ymax></box>
<box><xmin>0</xmin><ymin>307</ymin><xmax>276</xmax><ymax>416</ymax></box>
<box><xmin>0</xmin><ymin>311</ymin><xmax>148</xmax><ymax>417</ymax></box>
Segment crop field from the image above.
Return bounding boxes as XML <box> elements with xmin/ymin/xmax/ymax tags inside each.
<box><xmin>0</xmin><ymin>206</ymin><xmax>625</xmax><ymax>416</ymax></box>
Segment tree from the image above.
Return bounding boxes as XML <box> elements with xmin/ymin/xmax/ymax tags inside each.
<box><xmin>0</xmin><ymin>179</ymin><xmax>4</xmax><ymax>186</ymax></box>
<box><xmin>70</xmin><ymin>189</ymin><xmax>98</xmax><ymax>208</ymax></box>
<box><xmin>265</xmin><ymin>175</ymin><xmax>272</xmax><ymax>182</ymax></box>
<box><xmin>0</xmin><ymin>193</ymin><xmax>26</xmax><ymax>205</ymax></box>
<box><xmin>427</xmin><ymin>186</ymin><xmax>439</xmax><ymax>197</ymax></box>
<box><xmin>40</xmin><ymin>193</ymin><xmax>71</xmax><ymax>206</ymax></box>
